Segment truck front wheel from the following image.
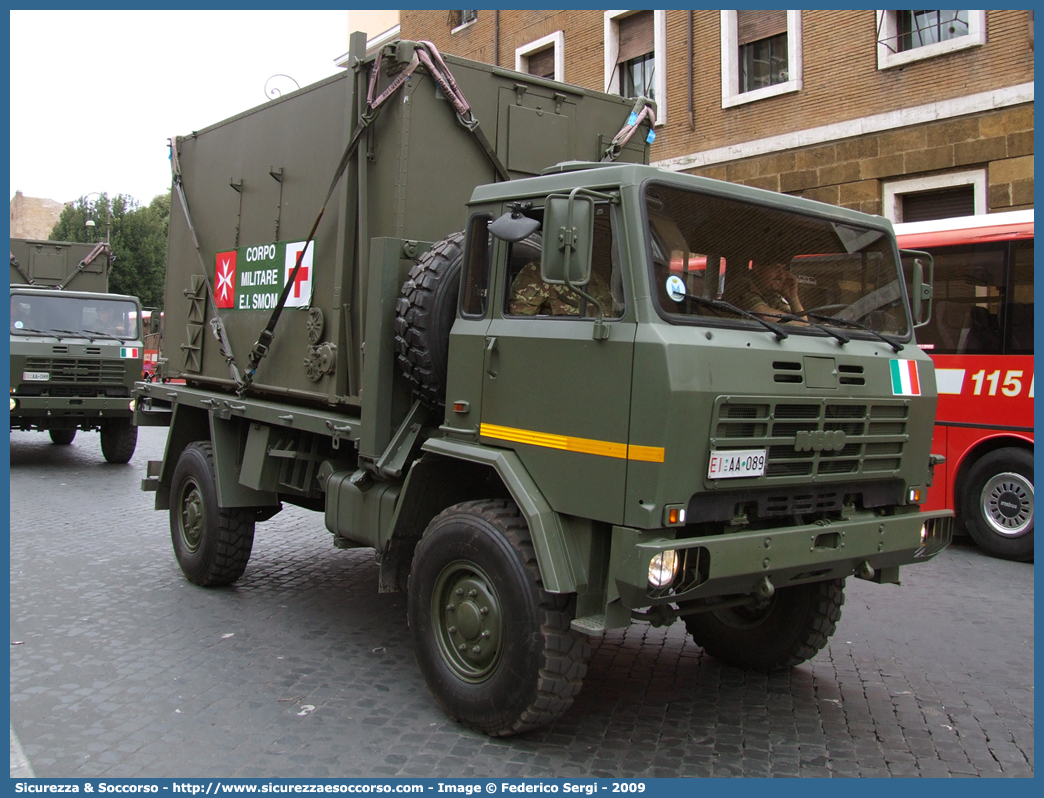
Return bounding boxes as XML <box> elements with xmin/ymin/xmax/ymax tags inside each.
<box><xmin>100</xmin><ymin>418</ymin><xmax>137</xmax><ymax>463</ymax></box>
<box><xmin>408</xmin><ymin>499</ymin><xmax>589</xmax><ymax>736</ymax></box>
<box><xmin>169</xmin><ymin>442</ymin><xmax>256</xmax><ymax>586</ymax></box>
<box><xmin>49</xmin><ymin>429</ymin><xmax>76</xmax><ymax>445</ymax></box>
<box><xmin>960</xmin><ymin>447</ymin><xmax>1033</xmax><ymax>562</ymax></box>
<box><xmin>684</xmin><ymin>578</ymin><xmax>845</xmax><ymax>670</ymax></box>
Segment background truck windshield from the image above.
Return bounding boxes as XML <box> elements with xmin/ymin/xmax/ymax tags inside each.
<box><xmin>10</xmin><ymin>294</ymin><xmax>140</xmax><ymax>340</ymax></box>
<box><xmin>646</xmin><ymin>183</ymin><xmax>911</xmax><ymax>338</ymax></box>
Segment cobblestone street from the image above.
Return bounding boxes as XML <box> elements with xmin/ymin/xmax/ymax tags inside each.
<box><xmin>9</xmin><ymin>427</ymin><xmax>1034</xmax><ymax>778</ymax></box>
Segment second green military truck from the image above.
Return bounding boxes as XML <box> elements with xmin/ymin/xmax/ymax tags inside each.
<box><xmin>136</xmin><ymin>34</ymin><xmax>952</xmax><ymax>736</ymax></box>
<box><xmin>11</xmin><ymin>238</ymin><xmax>142</xmax><ymax>462</ymax></box>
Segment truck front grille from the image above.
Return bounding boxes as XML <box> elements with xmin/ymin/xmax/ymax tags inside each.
<box><xmin>23</xmin><ymin>357</ymin><xmax>127</xmax><ymax>385</ymax></box>
<box><xmin>712</xmin><ymin>398</ymin><xmax>908</xmax><ymax>480</ymax></box>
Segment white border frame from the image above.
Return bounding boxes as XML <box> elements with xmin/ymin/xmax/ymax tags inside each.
<box><xmin>882</xmin><ymin>169</ymin><xmax>987</xmax><ymax>223</ymax></box>
<box><xmin>516</xmin><ymin>31</ymin><xmax>565</xmax><ymax>82</ymax></box>
<box><xmin>603</xmin><ymin>9</ymin><xmax>667</xmax><ymax>125</ymax></box>
<box><xmin>721</xmin><ymin>10</ymin><xmax>803</xmax><ymax>109</ymax></box>
<box><xmin>876</xmin><ymin>10</ymin><xmax>986</xmax><ymax>70</ymax></box>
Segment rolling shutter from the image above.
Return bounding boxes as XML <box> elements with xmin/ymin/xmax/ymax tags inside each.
<box><xmin>617</xmin><ymin>11</ymin><xmax>654</xmax><ymax>63</ymax></box>
<box><xmin>737</xmin><ymin>10</ymin><xmax>787</xmax><ymax>45</ymax></box>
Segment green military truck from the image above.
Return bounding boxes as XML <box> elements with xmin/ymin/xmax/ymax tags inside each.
<box><xmin>10</xmin><ymin>238</ymin><xmax>142</xmax><ymax>462</ymax></box>
<box><xmin>135</xmin><ymin>34</ymin><xmax>952</xmax><ymax>736</ymax></box>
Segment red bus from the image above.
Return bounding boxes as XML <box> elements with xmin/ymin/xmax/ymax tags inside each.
<box><xmin>895</xmin><ymin>210</ymin><xmax>1033</xmax><ymax>561</ymax></box>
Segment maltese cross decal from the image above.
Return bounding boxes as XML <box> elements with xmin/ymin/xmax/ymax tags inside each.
<box><xmin>215</xmin><ymin>251</ymin><xmax>237</xmax><ymax>308</ymax></box>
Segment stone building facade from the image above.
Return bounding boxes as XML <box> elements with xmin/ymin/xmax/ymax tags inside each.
<box><xmin>10</xmin><ymin>191</ymin><xmax>66</xmax><ymax>240</ymax></box>
<box><xmin>399</xmin><ymin>10</ymin><xmax>1033</xmax><ymax>221</ymax></box>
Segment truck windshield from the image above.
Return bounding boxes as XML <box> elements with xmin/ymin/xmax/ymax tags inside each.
<box><xmin>10</xmin><ymin>294</ymin><xmax>140</xmax><ymax>340</ymax></box>
<box><xmin>645</xmin><ymin>183</ymin><xmax>911</xmax><ymax>339</ymax></box>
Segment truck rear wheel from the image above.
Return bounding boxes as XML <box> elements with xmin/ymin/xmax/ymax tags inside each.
<box><xmin>960</xmin><ymin>447</ymin><xmax>1033</xmax><ymax>562</ymax></box>
<box><xmin>394</xmin><ymin>232</ymin><xmax>464</xmax><ymax>409</ymax></box>
<box><xmin>169</xmin><ymin>442</ymin><xmax>255</xmax><ymax>586</ymax></box>
<box><xmin>684</xmin><ymin>578</ymin><xmax>845</xmax><ymax>670</ymax></box>
<box><xmin>408</xmin><ymin>499</ymin><xmax>589</xmax><ymax>736</ymax></box>
<box><xmin>100</xmin><ymin>418</ymin><xmax>137</xmax><ymax>463</ymax></box>
<box><xmin>49</xmin><ymin>429</ymin><xmax>76</xmax><ymax>445</ymax></box>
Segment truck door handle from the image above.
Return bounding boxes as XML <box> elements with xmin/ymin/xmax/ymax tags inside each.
<box><xmin>484</xmin><ymin>336</ymin><xmax>498</xmax><ymax>378</ymax></box>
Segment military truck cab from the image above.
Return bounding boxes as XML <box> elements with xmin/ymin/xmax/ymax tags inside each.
<box><xmin>10</xmin><ymin>286</ymin><xmax>143</xmax><ymax>460</ymax></box>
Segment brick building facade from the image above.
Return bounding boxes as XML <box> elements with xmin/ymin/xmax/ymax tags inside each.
<box><xmin>399</xmin><ymin>10</ymin><xmax>1033</xmax><ymax>221</ymax></box>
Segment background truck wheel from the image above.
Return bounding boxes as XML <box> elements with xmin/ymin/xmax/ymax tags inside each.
<box><xmin>407</xmin><ymin>499</ymin><xmax>589</xmax><ymax>736</ymax></box>
<box><xmin>684</xmin><ymin>578</ymin><xmax>845</xmax><ymax>670</ymax></box>
<box><xmin>169</xmin><ymin>442</ymin><xmax>256</xmax><ymax>586</ymax></box>
<box><xmin>394</xmin><ymin>232</ymin><xmax>464</xmax><ymax>409</ymax></box>
<box><xmin>48</xmin><ymin>429</ymin><xmax>76</xmax><ymax>445</ymax></box>
<box><xmin>960</xmin><ymin>448</ymin><xmax>1033</xmax><ymax>562</ymax></box>
<box><xmin>100</xmin><ymin>418</ymin><xmax>137</xmax><ymax>463</ymax></box>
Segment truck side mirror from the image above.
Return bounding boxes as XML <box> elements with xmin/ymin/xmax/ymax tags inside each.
<box><xmin>541</xmin><ymin>193</ymin><xmax>594</xmax><ymax>286</ymax></box>
<box><xmin>901</xmin><ymin>249</ymin><xmax>934</xmax><ymax>328</ymax></box>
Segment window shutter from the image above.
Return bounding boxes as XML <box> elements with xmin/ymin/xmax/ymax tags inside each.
<box><xmin>737</xmin><ymin>10</ymin><xmax>787</xmax><ymax>46</ymax></box>
<box><xmin>527</xmin><ymin>47</ymin><xmax>555</xmax><ymax>79</ymax></box>
<box><xmin>617</xmin><ymin>11</ymin><xmax>654</xmax><ymax>63</ymax></box>
<box><xmin>901</xmin><ymin>186</ymin><xmax>976</xmax><ymax>223</ymax></box>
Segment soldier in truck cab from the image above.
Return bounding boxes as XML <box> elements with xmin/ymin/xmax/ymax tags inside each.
<box><xmin>507</xmin><ymin>223</ymin><xmax>620</xmax><ymax>318</ymax></box>
<box><xmin>724</xmin><ymin>258</ymin><xmax>806</xmax><ymax>322</ymax></box>
<box><xmin>94</xmin><ymin>305</ymin><xmax>126</xmax><ymax>335</ymax></box>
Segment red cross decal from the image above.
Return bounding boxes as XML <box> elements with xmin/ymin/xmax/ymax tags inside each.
<box><xmin>290</xmin><ymin>257</ymin><xmax>309</xmax><ymax>299</ymax></box>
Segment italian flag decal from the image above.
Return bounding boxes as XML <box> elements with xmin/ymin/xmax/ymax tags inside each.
<box><xmin>890</xmin><ymin>359</ymin><xmax>921</xmax><ymax>396</ymax></box>
<box><xmin>120</xmin><ymin>347</ymin><xmax>140</xmax><ymax>359</ymax></box>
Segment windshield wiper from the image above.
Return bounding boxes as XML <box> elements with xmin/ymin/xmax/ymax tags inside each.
<box><xmin>803</xmin><ymin>312</ymin><xmax>904</xmax><ymax>352</ymax></box>
<box><xmin>758</xmin><ymin>311</ymin><xmax>851</xmax><ymax>346</ymax></box>
<box><xmin>50</xmin><ymin>328</ymin><xmax>92</xmax><ymax>339</ymax></box>
<box><xmin>81</xmin><ymin>328</ymin><xmax>121</xmax><ymax>341</ymax></box>
<box><xmin>12</xmin><ymin>326</ymin><xmax>60</xmax><ymax>337</ymax></box>
<box><xmin>675</xmin><ymin>292</ymin><xmax>789</xmax><ymax>341</ymax></box>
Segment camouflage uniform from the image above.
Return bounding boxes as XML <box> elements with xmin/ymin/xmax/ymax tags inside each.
<box><xmin>508</xmin><ymin>262</ymin><xmax>614</xmax><ymax>317</ymax></box>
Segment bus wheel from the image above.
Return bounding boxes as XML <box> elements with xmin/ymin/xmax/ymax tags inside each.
<box><xmin>407</xmin><ymin>499</ymin><xmax>589</xmax><ymax>736</ymax></box>
<box><xmin>961</xmin><ymin>448</ymin><xmax>1033</xmax><ymax>562</ymax></box>
<box><xmin>684</xmin><ymin>578</ymin><xmax>845</xmax><ymax>670</ymax></box>
<box><xmin>170</xmin><ymin>442</ymin><xmax>256</xmax><ymax>585</ymax></box>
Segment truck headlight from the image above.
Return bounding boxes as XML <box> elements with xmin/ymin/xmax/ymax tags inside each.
<box><xmin>10</xmin><ymin>397</ymin><xmax>17</xmax><ymax>411</ymax></box>
<box><xmin>648</xmin><ymin>550</ymin><xmax>680</xmax><ymax>588</ymax></box>
<box><xmin>129</xmin><ymin>399</ymin><xmax>137</xmax><ymax>412</ymax></box>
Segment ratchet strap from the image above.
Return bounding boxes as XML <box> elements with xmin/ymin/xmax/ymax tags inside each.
<box><xmin>10</xmin><ymin>251</ymin><xmax>35</xmax><ymax>286</ymax></box>
<box><xmin>239</xmin><ymin>39</ymin><xmax>507</xmax><ymax>394</ymax></box>
<box><xmin>169</xmin><ymin>137</ymin><xmax>244</xmax><ymax>386</ymax></box>
<box><xmin>57</xmin><ymin>242</ymin><xmax>111</xmax><ymax>290</ymax></box>
<box><xmin>602</xmin><ymin>97</ymin><xmax>657</xmax><ymax>162</ymax></box>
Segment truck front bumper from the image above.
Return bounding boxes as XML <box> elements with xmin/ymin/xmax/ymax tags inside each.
<box><xmin>605</xmin><ymin>509</ymin><xmax>952</xmax><ymax>614</ymax></box>
<box><xmin>10</xmin><ymin>396</ymin><xmax>134</xmax><ymax>427</ymax></box>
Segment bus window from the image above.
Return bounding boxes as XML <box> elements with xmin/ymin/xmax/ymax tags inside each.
<box><xmin>1006</xmin><ymin>240</ymin><xmax>1033</xmax><ymax>354</ymax></box>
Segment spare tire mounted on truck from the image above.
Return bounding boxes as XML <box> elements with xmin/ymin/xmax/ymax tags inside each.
<box><xmin>394</xmin><ymin>232</ymin><xmax>463</xmax><ymax>409</ymax></box>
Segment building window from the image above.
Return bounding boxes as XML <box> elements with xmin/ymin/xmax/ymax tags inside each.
<box><xmin>721</xmin><ymin>10</ymin><xmax>802</xmax><ymax>109</ymax></box>
<box><xmin>882</xmin><ymin>170</ymin><xmax>986</xmax><ymax>223</ymax></box>
<box><xmin>738</xmin><ymin>10</ymin><xmax>789</xmax><ymax>93</ymax></box>
<box><xmin>516</xmin><ymin>31</ymin><xmax>564</xmax><ymax>81</ymax></box>
<box><xmin>604</xmin><ymin>10</ymin><xmax>667</xmax><ymax>124</ymax></box>
<box><xmin>451</xmin><ymin>10</ymin><xmax>477</xmax><ymax>32</ymax></box>
<box><xmin>876</xmin><ymin>10</ymin><xmax>986</xmax><ymax>70</ymax></box>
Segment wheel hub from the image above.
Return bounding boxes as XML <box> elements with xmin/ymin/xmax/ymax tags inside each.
<box><xmin>179</xmin><ymin>482</ymin><xmax>204</xmax><ymax>552</ymax></box>
<box><xmin>982</xmin><ymin>472</ymin><xmax>1033</xmax><ymax>538</ymax></box>
<box><xmin>432</xmin><ymin>563</ymin><xmax>502</xmax><ymax>682</ymax></box>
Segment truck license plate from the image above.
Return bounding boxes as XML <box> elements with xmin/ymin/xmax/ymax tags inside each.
<box><xmin>708</xmin><ymin>449</ymin><xmax>767</xmax><ymax>479</ymax></box>
<box><xmin>22</xmin><ymin>371</ymin><xmax>49</xmax><ymax>382</ymax></box>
